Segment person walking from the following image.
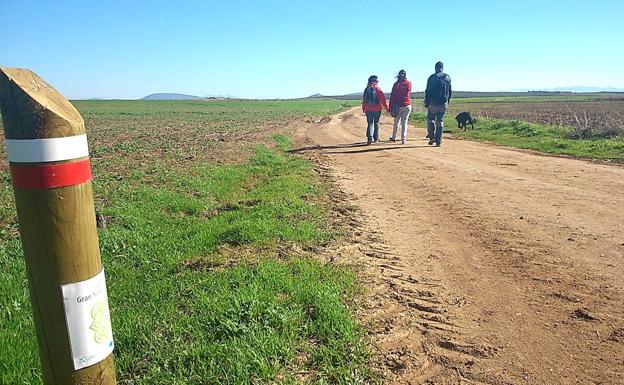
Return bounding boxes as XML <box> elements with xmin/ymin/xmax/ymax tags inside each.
<box><xmin>362</xmin><ymin>75</ymin><xmax>389</xmax><ymax>145</ymax></box>
<box><xmin>424</xmin><ymin>61</ymin><xmax>452</xmax><ymax>147</ymax></box>
<box><xmin>389</xmin><ymin>70</ymin><xmax>412</xmax><ymax>144</ymax></box>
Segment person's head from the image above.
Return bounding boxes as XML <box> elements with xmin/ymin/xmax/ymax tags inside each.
<box><xmin>397</xmin><ymin>70</ymin><xmax>407</xmax><ymax>80</ymax></box>
<box><xmin>367</xmin><ymin>75</ymin><xmax>379</xmax><ymax>85</ymax></box>
<box><xmin>435</xmin><ymin>61</ymin><xmax>444</xmax><ymax>73</ymax></box>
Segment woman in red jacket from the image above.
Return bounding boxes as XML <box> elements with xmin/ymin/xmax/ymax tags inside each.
<box><xmin>362</xmin><ymin>75</ymin><xmax>389</xmax><ymax>145</ymax></box>
<box><xmin>389</xmin><ymin>69</ymin><xmax>412</xmax><ymax>144</ymax></box>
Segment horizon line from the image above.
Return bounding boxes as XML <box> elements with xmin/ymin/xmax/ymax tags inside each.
<box><xmin>72</xmin><ymin>89</ymin><xmax>624</xmax><ymax>101</ymax></box>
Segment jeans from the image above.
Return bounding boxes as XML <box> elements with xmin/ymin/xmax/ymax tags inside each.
<box><xmin>365</xmin><ymin>111</ymin><xmax>381</xmax><ymax>142</ymax></box>
<box><xmin>427</xmin><ymin>104</ymin><xmax>447</xmax><ymax>143</ymax></box>
<box><xmin>391</xmin><ymin>105</ymin><xmax>412</xmax><ymax>141</ymax></box>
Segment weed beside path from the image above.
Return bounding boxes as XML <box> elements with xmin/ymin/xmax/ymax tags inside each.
<box><xmin>411</xmin><ymin>107</ymin><xmax>624</xmax><ymax>161</ymax></box>
<box><xmin>0</xmin><ymin>100</ymin><xmax>374</xmax><ymax>384</ymax></box>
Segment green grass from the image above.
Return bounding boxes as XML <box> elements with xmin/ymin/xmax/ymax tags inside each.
<box><xmin>0</xmin><ymin>100</ymin><xmax>375</xmax><ymax>384</ymax></box>
<box><xmin>72</xmin><ymin>99</ymin><xmax>352</xmax><ymax>115</ymax></box>
<box><xmin>411</xmin><ymin>111</ymin><xmax>624</xmax><ymax>161</ymax></box>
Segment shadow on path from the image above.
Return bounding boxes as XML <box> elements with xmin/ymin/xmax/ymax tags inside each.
<box><xmin>327</xmin><ymin>145</ymin><xmax>434</xmax><ymax>155</ymax></box>
<box><xmin>291</xmin><ymin>142</ymin><xmax>436</xmax><ymax>155</ymax></box>
<box><xmin>289</xmin><ymin>142</ymin><xmax>369</xmax><ymax>153</ymax></box>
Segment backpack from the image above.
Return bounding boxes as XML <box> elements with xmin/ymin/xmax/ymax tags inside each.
<box><xmin>429</xmin><ymin>73</ymin><xmax>451</xmax><ymax>104</ymax></box>
<box><xmin>364</xmin><ymin>86</ymin><xmax>378</xmax><ymax>104</ymax></box>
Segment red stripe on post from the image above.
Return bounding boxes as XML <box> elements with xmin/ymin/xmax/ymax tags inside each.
<box><xmin>10</xmin><ymin>159</ymin><xmax>93</xmax><ymax>189</ymax></box>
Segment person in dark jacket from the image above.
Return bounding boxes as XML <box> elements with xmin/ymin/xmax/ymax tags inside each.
<box><xmin>362</xmin><ymin>75</ymin><xmax>389</xmax><ymax>144</ymax></box>
<box><xmin>424</xmin><ymin>62</ymin><xmax>452</xmax><ymax>147</ymax></box>
<box><xmin>389</xmin><ymin>70</ymin><xmax>412</xmax><ymax>144</ymax></box>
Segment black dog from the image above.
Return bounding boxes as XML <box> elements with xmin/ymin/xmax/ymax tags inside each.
<box><xmin>455</xmin><ymin>112</ymin><xmax>476</xmax><ymax>130</ymax></box>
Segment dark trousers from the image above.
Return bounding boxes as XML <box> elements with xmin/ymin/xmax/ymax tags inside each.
<box><xmin>427</xmin><ymin>105</ymin><xmax>447</xmax><ymax>143</ymax></box>
<box><xmin>365</xmin><ymin>111</ymin><xmax>381</xmax><ymax>142</ymax></box>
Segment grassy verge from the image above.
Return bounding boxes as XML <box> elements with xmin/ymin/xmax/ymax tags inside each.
<box><xmin>0</xmin><ymin>100</ymin><xmax>374</xmax><ymax>384</ymax></box>
<box><xmin>410</xmin><ymin>111</ymin><xmax>624</xmax><ymax>161</ymax></box>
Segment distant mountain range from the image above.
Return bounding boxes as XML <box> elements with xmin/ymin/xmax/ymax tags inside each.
<box><xmin>142</xmin><ymin>93</ymin><xmax>203</xmax><ymax>100</ymax></box>
<box><xmin>551</xmin><ymin>86</ymin><xmax>624</xmax><ymax>92</ymax></box>
<box><xmin>128</xmin><ymin>87</ymin><xmax>624</xmax><ymax>101</ymax></box>
<box><xmin>140</xmin><ymin>93</ymin><xmax>240</xmax><ymax>100</ymax></box>
<box><xmin>309</xmin><ymin>87</ymin><xmax>624</xmax><ymax>100</ymax></box>
<box><xmin>509</xmin><ymin>86</ymin><xmax>624</xmax><ymax>93</ymax></box>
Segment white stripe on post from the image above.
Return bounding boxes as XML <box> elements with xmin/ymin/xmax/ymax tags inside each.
<box><xmin>6</xmin><ymin>134</ymin><xmax>90</xmax><ymax>163</ymax></box>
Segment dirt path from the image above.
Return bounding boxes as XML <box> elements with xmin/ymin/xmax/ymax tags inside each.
<box><xmin>293</xmin><ymin>108</ymin><xmax>624</xmax><ymax>385</ymax></box>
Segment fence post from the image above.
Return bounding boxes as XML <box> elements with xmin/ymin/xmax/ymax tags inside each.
<box><xmin>0</xmin><ymin>68</ymin><xmax>116</xmax><ymax>384</ymax></box>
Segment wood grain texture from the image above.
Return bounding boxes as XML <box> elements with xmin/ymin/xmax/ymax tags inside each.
<box><xmin>0</xmin><ymin>68</ymin><xmax>85</xmax><ymax>139</ymax></box>
<box><xmin>0</xmin><ymin>68</ymin><xmax>116</xmax><ymax>385</ymax></box>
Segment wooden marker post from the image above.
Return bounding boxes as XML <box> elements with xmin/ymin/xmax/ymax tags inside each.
<box><xmin>0</xmin><ymin>68</ymin><xmax>116</xmax><ymax>385</ymax></box>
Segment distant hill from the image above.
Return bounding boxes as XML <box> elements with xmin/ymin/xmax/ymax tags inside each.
<box><xmin>141</xmin><ymin>93</ymin><xmax>203</xmax><ymax>100</ymax></box>
<box><xmin>550</xmin><ymin>86</ymin><xmax>624</xmax><ymax>93</ymax></box>
<box><xmin>314</xmin><ymin>90</ymin><xmax>624</xmax><ymax>100</ymax></box>
<box><xmin>508</xmin><ymin>86</ymin><xmax>624</xmax><ymax>93</ymax></box>
<box><xmin>204</xmin><ymin>94</ymin><xmax>237</xmax><ymax>99</ymax></box>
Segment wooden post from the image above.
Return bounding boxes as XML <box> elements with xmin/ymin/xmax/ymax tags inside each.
<box><xmin>0</xmin><ymin>68</ymin><xmax>116</xmax><ymax>385</ymax></box>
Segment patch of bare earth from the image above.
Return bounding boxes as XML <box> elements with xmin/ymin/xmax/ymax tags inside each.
<box><xmin>293</xmin><ymin>108</ymin><xmax>624</xmax><ymax>384</ymax></box>
<box><xmin>443</xmin><ymin>100</ymin><xmax>624</xmax><ymax>138</ymax></box>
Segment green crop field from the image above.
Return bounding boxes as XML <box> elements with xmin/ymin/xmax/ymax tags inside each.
<box><xmin>0</xmin><ymin>100</ymin><xmax>376</xmax><ymax>385</ymax></box>
<box><xmin>410</xmin><ymin>97</ymin><xmax>624</xmax><ymax>161</ymax></box>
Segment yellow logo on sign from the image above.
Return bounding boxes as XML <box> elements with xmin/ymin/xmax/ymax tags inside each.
<box><xmin>90</xmin><ymin>301</ymin><xmax>110</xmax><ymax>344</ymax></box>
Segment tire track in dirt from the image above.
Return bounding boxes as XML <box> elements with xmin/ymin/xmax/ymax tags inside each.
<box><xmin>293</xmin><ymin>108</ymin><xmax>624</xmax><ymax>384</ymax></box>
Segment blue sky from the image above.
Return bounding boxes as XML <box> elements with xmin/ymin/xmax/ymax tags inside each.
<box><xmin>2</xmin><ymin>0</ymin><xmax>623</xmax><ymax>99</ymax></box>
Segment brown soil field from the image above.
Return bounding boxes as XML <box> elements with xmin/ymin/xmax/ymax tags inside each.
<box><xmin>434</xmin><ymin>100</ymin><xmax>624</xmax><ymax>139</ymax></box>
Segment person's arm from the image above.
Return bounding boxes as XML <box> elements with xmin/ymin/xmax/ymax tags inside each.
<box><xmin>362</xmin><ymin>90</ymin><xmax>366</xmax><ymax>113</ymax></box>
<box><xmin>389</xmin><ymin>83</ymin><xmax>396</xmax><ymax>108</ymax></box>
<box><xmin>377</xmin><ymin>88</ymin><xmax>389</xmax><ymax>112</ymax></box>
<box><xmin>447</xmin><ymin>76</ymin><xmax>452</xmax><ymax>103</ymax></box>
<box><xmin>424</xmin><ymin>76</ymin><xmax>432</xmax><ymax>106</ymax></box>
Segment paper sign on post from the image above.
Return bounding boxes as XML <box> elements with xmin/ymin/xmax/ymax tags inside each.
<box><xmin>61</xmin><ymin>269</ymin><xmax>114</xmax><ymax>370</ymax></box>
